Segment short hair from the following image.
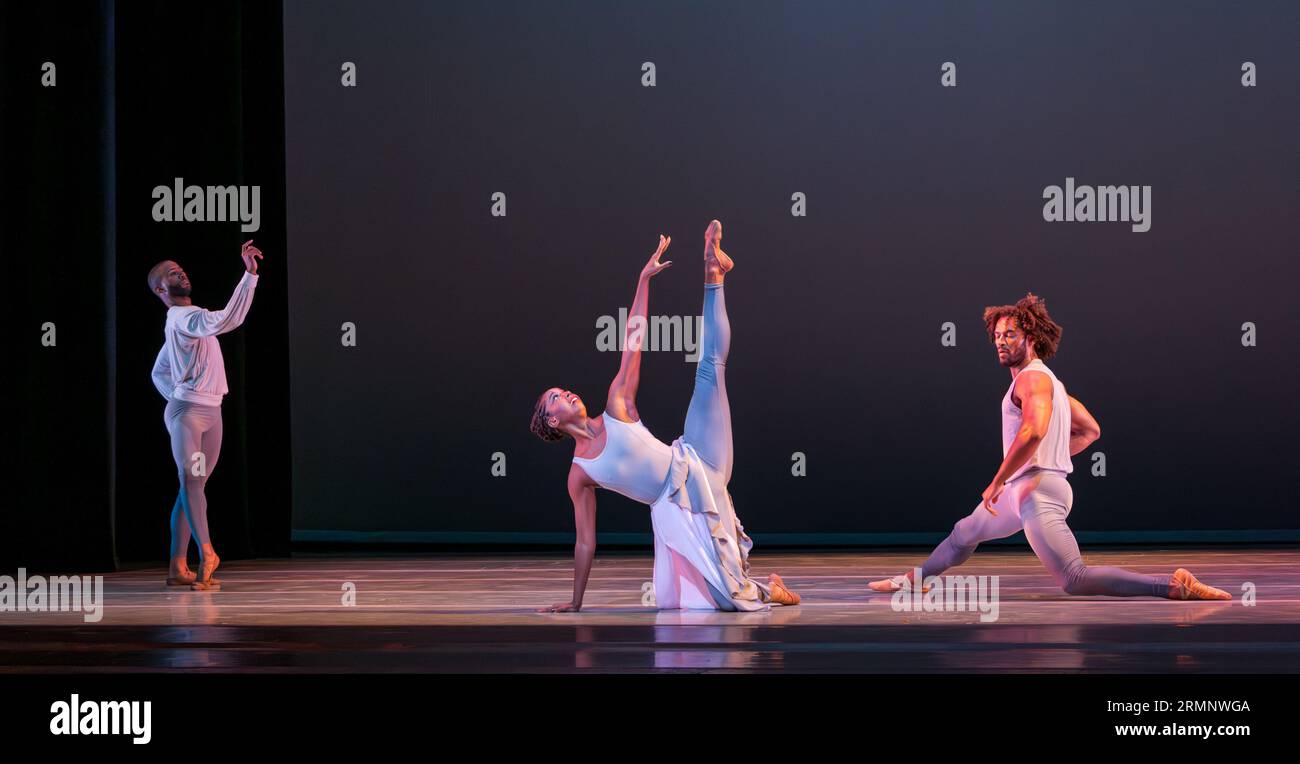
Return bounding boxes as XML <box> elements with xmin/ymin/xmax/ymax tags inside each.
<box><xmin>529</xmin><ymin>390</ymin><xmax>565</xmax><ymax>442</ymax></box>
<box><xmin>147</xmin><ymin>261</ymin><xmax>173</xmax><ymax>294</ymax></box>
<box><xmin>982</xmin><ymin>292</ymin><xmax>1062</xmax><ymax>360</ymax></box>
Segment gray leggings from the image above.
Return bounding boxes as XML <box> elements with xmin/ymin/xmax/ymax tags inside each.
<box><xmin>922</xmin><ymin>469</ymin><xmax>1171</xmax><ymax>597</ymax></box>
<box><xmin>682</xmin><ymin>283</ymin><xmax>733</xmax><ymax>484</ymax></box>
<box><xmin>164</xmin><ymin>399</ymin><xmax>223</xmax><ymax>554</ymax></box>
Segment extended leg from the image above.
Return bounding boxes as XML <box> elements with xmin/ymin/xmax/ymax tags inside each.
<box><xmin>920</xmin><ymin>497</ymin><xmax>1026</xmax><ymax>578</ymax></box>
<box><xmin>682</xmin><ymin>220</ymin><xmax>734</xmax><ymax>480</ymax></box>
<box><xmin>1021</xmin><ymin>473</ymin><xmax>1226</xmax><ymax>599</ymax></box>
<box><xmin>869</xmin><ymin>488</ymin><xmax>1024</xmax><ymax>592</ymax></box>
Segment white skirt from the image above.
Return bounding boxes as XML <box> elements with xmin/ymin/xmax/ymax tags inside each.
<box><xmin>648</xmin><ymin>439</ymin><xmax>773</xmax><ymax>612</ymax></box>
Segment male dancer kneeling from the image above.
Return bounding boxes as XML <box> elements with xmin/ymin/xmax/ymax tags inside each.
<box><xmin>149</xmin><ymin>241</ymin><xmax>263</xmax><ymax>590</ymax></box>
<box><xmin>869</xmin><ymin>293</ymin><xmax>1230</xmax><ymax>601</ymax></box>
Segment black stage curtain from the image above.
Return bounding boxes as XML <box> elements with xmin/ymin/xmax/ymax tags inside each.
<box><xmin>3</xmin><ymin>1</ymin><xmax>290</xmax><ymax>573</ymax></box>
<box><xmin>4</xmin><ymin>1</ymin><xmax>117</xmax><ymax>573</ymax></box>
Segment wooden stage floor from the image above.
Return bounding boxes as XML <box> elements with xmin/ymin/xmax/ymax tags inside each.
<box><xmin>3</xmin><ymin>548</ymin><xmax>1298</xmax><ymax>673</ymax></box>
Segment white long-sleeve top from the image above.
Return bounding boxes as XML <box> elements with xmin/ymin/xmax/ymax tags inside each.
<box><xmin>151</xmin><ymin>270</ymin><xmax>259</xmax><ymax>406</ymax></box>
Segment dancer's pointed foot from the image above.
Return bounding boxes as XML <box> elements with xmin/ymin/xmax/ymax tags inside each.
<box><xmin>767</xmin><ymin>573</ymin><xmax>801</xmax><ymax>605</ymax></box>
<box><xmin>192</xmin><ymin>553</ymin><xmax>222</xmax><ymax>591</ymax></box>
<box><xmin>868</xmin><ymin>571</ymin><xmax>932</xmax><ymax>594</ymax></box>
<box><xmin>1169</xmin><ymin>568</ymin><xmax>1231</xmax><ymax>601</ymax></box>
<box><xmin>868</xmin><ymin>575</ymin><xmax>905</xmax><ymax>593</ymax></box>
<box><xmin>704</xmin><ymin>219</ymin><xmax>733</xmax><ymax>278</ymax></box>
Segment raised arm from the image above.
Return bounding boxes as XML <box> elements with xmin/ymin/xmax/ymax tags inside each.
<box><xmin>176</xmin><ymin>241</ymin><xmax>264</xmax><ymax>338</ymax></box>
<box><xmin>539</xmin><ymin>466</ymin><xmax>599</xmax><ymax>613</ymax></box>
<box><xmin>983</xmin><ymin>369</ymin><xmax>1055</xmax><ymax>514</ymax></box>
<box><xmin>150</xmin><ymin>345</ymin><xmax>173</xmax><ymax>400</ymax></box>
<box><xmin>1067</xmin><ymin>394</ymin><xmax>1101</xmax><ymax>456</ymax></box>
<box><xmin>605</xmin><ymin>235</ymin><xmax>672</xmax><ymax>422</ymax></box>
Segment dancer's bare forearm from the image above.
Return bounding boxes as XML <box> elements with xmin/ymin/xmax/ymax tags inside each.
<box><xmin>540</xmin><ymin>475</ymin><xmax>597</xmax><ymax>613</ymax></box>
<box><xmin>610</xmin><ymin>276</ymin><xmax>650</xmax><ymax>407</ymax></box>
<box><xmin>1067</xmin><ymin>395</ymin><xmax>1101</xmax><ymax>455</ymax></box>
<box><xmin>570</xmin><ymin>538</ymin><xmax>595</xmax><ymax>609</ymax></box>
<box><xmin>607</xmin><ymin>236</ymin><xmax>672</xmax><ymax>418</ymax></box>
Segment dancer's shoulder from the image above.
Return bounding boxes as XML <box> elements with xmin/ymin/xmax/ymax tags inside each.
<box><xmin>567</xmin><ymin>461</ymin><xmax>598</xmax><ymax>491</ymax></box>
<box><xmin>1010</xmin><ymin>364</ymin><xmax>1054</xmax><ymax>399</ymax></box>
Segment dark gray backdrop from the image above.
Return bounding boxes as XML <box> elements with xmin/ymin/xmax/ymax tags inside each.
<box><xmin>283</xmin><ymin>0</ymin><xmax>1298</xmax><ymax>543</ymax></box>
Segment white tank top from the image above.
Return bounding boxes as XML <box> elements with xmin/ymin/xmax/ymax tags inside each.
<box><xmin>1002</xmin><ymin>359</ymin><xmax>1074</xmax><ymax>480</ymax></box>
<box><xmin>572</xmin><ymin>416</ymin><xmax>674</xmax><ymax>505</ymax></box>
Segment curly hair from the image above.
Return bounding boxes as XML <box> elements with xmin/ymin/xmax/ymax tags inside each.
<box><xmin>529</xmin><ymin>390</ymin><xmax>565</xmax><ymax>442</ymax></box>
<box><xmin>982</xmin><ymin>292</ymin><xmax>1062</xmax><ymax>360</ymax></box>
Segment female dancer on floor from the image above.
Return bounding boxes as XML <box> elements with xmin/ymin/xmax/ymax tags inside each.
<box><xmin>530</xmin><ymin>220</ymin><xmax>800</xmax><ymax>612</ymax></box>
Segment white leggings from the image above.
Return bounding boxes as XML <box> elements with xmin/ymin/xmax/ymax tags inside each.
<box><xmin>164</xmin><ymin>399</ymin><xmax>223</xmax><ymax>554</ymax></box>
<box><xmin>681</xmin><ymin>283</ymin><xmax>732</xmax><ymax>482</ymax></box>
<box><xmin>921</xmin><ymin>469</ymin><xmax>1170</xmax><ymax>597</ymax></box>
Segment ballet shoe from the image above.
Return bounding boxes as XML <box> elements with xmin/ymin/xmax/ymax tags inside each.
<box><xmin>1169</xmin><ymin>568</ymin><xmax>1231</xmax><ymax>601</ymax></box>
<box><xmin>192</xmin><ymin>554</ymin><xmax>222</xmax><ymax>591</ymax></box>
<box><xmin>868</xmin><ymin>576</ymin><xmax>904</xmax><ymax>593</ymax></box>
<box><xmin>867</xmin><ymin>574</ymin><xmax>932</xmax><ymax>594</ymax></box>
<box><xmin>767</xmin><ymin>573</ymin><xmax>801</xmax><ymax>605</ymax></box>
<box><xmin>704</xmin><ymin>219</ymin><xmax>733</xmax><ymax>274</ymax></box>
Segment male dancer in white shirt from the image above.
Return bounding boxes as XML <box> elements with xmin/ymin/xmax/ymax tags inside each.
<box><xmin>149</xmin><ymin>241</ymin><xmax>263</xmax><ymax>590</ymax></box>
<box><xmin>869</xmin><ymin>293</ymin><xmax>1231</xmax><ymax>601</ymax></box>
